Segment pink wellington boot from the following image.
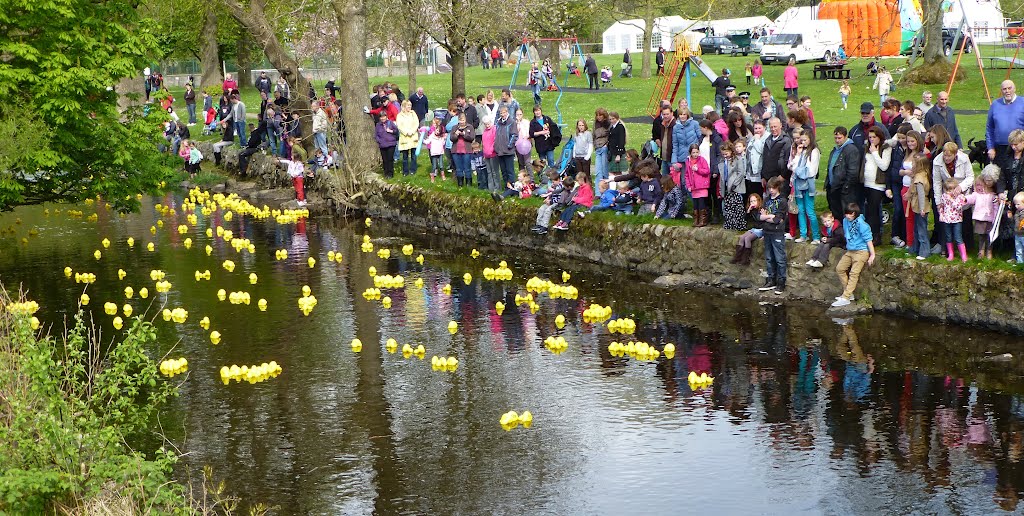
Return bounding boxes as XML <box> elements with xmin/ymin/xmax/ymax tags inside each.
<box><xmin>946</xmin><ymin>243</ymin><xmax>955</xmax><ymax>261</ymax></box>
<box><xmin>958</xmin><ymin>243</ymin><xmax>968</xmax><ymax>263</ymax></box>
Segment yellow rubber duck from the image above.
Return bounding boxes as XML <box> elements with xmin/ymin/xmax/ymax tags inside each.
<box><xmin>209</xmin><ymin>331</ymin><xmax>221</xmax><ymax>345</ymax></box>
<box><xmin>302</xmin><ymin>285</ymin><xmax>311</xmax><ymax>296</ymax></box>
<box><xmin>402</xmin><ymin>244</ymin><xmax>414</xmax><ymax>256</ymax></box>
<box><xmin>555</xmin><ymin>314</ymin><xmax>566</xmax><ymax>328</ymax></box>
<box><xmin>64</xmin><ymin>266</ymin><xmax>73</xmax><ymax>278</ymax></box>
<box><xmin>123</xmin><ymin>304</ymin><xmax>133</xmax><ymax>317</ymax></box>
<box><xmin>118</xmin><ymin>269</ymin><xmax>127</xmax><ymax>280</ymax></box>
<box><xmin>402</xmin><ymin>343</ymin><xmax>413</xmax><ymax>358</ymax></box>
<box><xmin>184</xmin><ymin>237</ymin><xmax>192</xmax><ymax>249</ymax></box>
<box><xmin>519</xmin><ymin>410</ymin><xmax>533</xmax><ymax>428</ymax></box>
<box><xmin>101</xmin><ymin>238</ymin><xmax>110</xmax><ymax>248</ymax></box>
<box><xmin>416</xmin><ymin>254</ymin><xmax>424</xmax><ymax>265</ymax></box>
<box><xmin>217</xmin><ymin>289</ymin><xmax>226</xmax><ymax>301</ymax></box>
<box><xmin>351</xmin><ymin>338</ymin><xmax>363</xmax><ymax>352</ymax></box>
<box><xmin>448</xmin><ymin>321</ymin><xmax>458</xmax><ymax>334</ymax></box>
<box><xmin>663</xmin><ymin>343</ymin><xmax>676</xmax><ymax>359</ymax></box>
<box><xmin>80</xmin><ymin>294</ymin><xmax>90</xmax><ymax>306</ymax></box>
<box><xmin>199</xmin><ymin>316</ymin><xmax>210</xmax><ymax>330</ymax></box>
<box><xmin>499</xmin><ymin>411</ymin><xmax>520</xmax><ymax>426</ymax></box>
<box><xmin>147</xmin><ymin>242</ymin><xmax>155</xmax><ymax>252</ymax></box>
<box><xmin>94</xmin><ymin>250</ymin><xmax>102</xmax><ymax>260</ymax></box>
<box><xmin>414</xmin><ymin>278</ymin><xmax>424</xmax><ymax>288</ymax></box>
<box><xmin>463</xmin><ymin>272</ymin><xmax>472</xmax><ymax>284</ymax></box>
<box><xmin>126</xmin><ymin>237</ymin><xmax>134</xmax><ymax>247</ymax></box>
<box><xmin>470</xmin><ymin>249</ymin><xmax>480</xmax><ymax>258</ymax></box>
<box><xmin>442</xmin><ymin>284</ymin><xmax>451</xmax><ymax>295</ymax></box>
<box><xmin>308</xmin><ymin>257</ymin><xmax>316</xmax><ymax>268</ymax></box>
<box><xmin>385</xmin><ymin>338</ymin><xmax>398</xmax><ymax>353</ymax></box>
<box><xmin>205</xmin><ymin>244</ymin><xmax>213</xmax><ymax>256</ymax></box>
<box><xmin>104</xmin><ymin>302</ymin><xmax>117</xmax><ymax>315</ymax></box>
<box><xmin>368</xmin><ymin>266</ymin><xmax>377</xmax><ymax>277</ymax></box>
<box><xmin>382</xmin><ymin>296</ymin><xmax>392</xmax><ymax>308</ymax></box>
<box><xmin>258</xmin><ymin>299</ymin><xmax>268</xmax><ymax>311</ymax></box>
<box><xmin>249</xmin><ymin>273</ymin><xmax>258</xmax><ymax>284</ymax></box>
<box><xmin>138</xmin><ymin>287</ymin><xmax>148</xmax><ymax>299</ymax></box>
<box><xmin>562</xmin><ymin>271</ymin><xmax>571</xmax><ymax>282</ymax></box>
<box><xmin>495</xmin><ymin>301</ymin><xmax>505</xmax><ymax>315</ymax></box>
<box><xmin>413</xmin><ymin>345</ymin><xmax>426</xmax><ymax>359</ymax></box>
<box><xmin>364</xmin><ymin>217</ymin><xmax>372</xmax><ymax>227</ymax></box>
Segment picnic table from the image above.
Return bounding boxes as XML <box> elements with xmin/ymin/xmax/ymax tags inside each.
<box><xmin>813</xmin><ymin>63</ymin><xmax>850</xmax><ymax>80</ymax></box>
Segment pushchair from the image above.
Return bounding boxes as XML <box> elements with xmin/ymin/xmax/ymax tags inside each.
<box><xmin>600</xmin><ymin>67</ymin><xmax>613</xmax><ymax>88</ymax></box>
<box><xmin>619</xmin><ymin>62</ymin><xmax>633</xmax><ymax>78</ymax></box>
<box><xmin>558</xmin><ymin>137</ymin><xmax>576</xmax><ymax>177</ymax></box>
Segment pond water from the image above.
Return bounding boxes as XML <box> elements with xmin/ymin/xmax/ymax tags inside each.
<box><xmin>4</xmin><ymin>192</ymin><xmax>1024</xmax><ymax>514</ymax></box>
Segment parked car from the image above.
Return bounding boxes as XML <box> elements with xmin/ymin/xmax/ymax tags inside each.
<box><xmin>699</xmin><ymin>36</ymin><xmax>740</xmax><ymax>55</ymax></box>
<box><xmin>750</xmin><ymin>38</ymin><xmax>764</xmax><ymax>54</ymax></box>
<box><xmin>907</xmin><ymin>28</ymin><xmax>974</xmax><ymax>56</ymax></box>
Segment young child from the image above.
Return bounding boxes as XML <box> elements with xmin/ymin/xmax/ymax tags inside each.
<box><xmin>637</xmin><ymin>166</ymin><xmax>663</xmax><ymax>214</ymax></box>
<box><xmin>758</xmin><ymin>176</ymin><xmax>789</xmax><ymax>294</ymax></box>
<box><xmin>904</xmin><ymin>155</ymin><xmax>932</xmax><ymax>260</ymax></box>
<box><xmin>203</xmin><ymin>106</ymin><xmax>218</xmax><ymax>135</ymax></box>
<box><xmin>532</xmin><ymin>172</ymin><xmax>573</xmax><ymax>234</ymax></box>
<box><xmin>655</xmin><ymin>175</ymin><xmax>684</xmax><ymax>219</ymax></box>
<box><xmin>730</xmin><ymin>194</ymin><xmax>764</xmax><ymax>265</ymax></box>
<box><xmin>965</xmin><ymin>164</ymin><xmax>1000</xmax><ymax>259</ymax></box>
<box><xmin>424</xmin><ymin>119</ymin><xmax>447</xmax><ymax>183</ymax></box>
<box><xmin>278</xmin><ymin>147</ymin><xmax>309</xmax><ymax>206</ymax></box>
<box><xmin>807</xmin><ymin>211</ymin><xmax>845</xmax><ymax>268</ymax></box>
<box><xmin>939</xmin><ymin>178</ymin><xmax>969</xmax><ymax>262</ymax></box>
<box><xmin>839</xmin><ymin>80</ymin><xmax>851</xmax><ymax>111</ymax></box>
<box><xmin>611</xmin><ymin>182</ymin><xmax>635</xmax><ymax>214</ymax></box>
<box><xmin>554</xmin><ymin>172</ymin><xmax>595</xmax><ymax>230</ymax></box>
<box><xmin>744</xmin><ymin>62</ymin><xmax>753</xmax><ymax>85</ymax></box>
<box><xmin>685</xmin><ymin>144</ymin><xmax>711</xmax><ymax>227</ymax></box>
<box><xmin>471</xmin><ymin>141</ymin><xmax>488</xmax><ymax>191</ymax></box>
<box><xmin>831</xmin><ymin>203</ymin><xmax>876</xmax><ymax>307</ymax></box>
<box><xmin>186</xmin><ymin>141</ymin><xmax>203</xmax><ymax>177</ymax></box>
<box><xmin>492</xmin><ymin>169</ymin><xmax>536</xmax><ymax>201</ymax></box>
<box><xmin>1014</xmin><ymin>192</ymin><xmax>1024</xmax><ymax>263</ymax></box>
<box><xmin>721</xmin><ymin>142</ymin><xmax>747</xmax><ymax>230</ymax></box>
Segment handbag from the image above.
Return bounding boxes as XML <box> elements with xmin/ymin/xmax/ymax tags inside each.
<box><xmin>788</xmin><ymin>193</ymin><xmax>799</xmax><ymax>214</ymax></box>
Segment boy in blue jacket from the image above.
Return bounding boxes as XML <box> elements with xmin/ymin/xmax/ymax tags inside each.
<box><xmin>831</xmin><ymin>203</ymin><xmax>876</xmax><ymax>307</ymax></box>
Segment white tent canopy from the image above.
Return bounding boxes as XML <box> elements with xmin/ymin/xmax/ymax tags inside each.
<box><xmin>602</xmin><ymin>16</ymin><xmax>700</xmax><ymax>54</ymax></box>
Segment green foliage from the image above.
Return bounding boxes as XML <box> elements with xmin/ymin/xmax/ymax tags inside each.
<box><xmin>0</xmin><ymin>0</ymin><xmax>175</xmax><ymax>211</ymax></box>
<box><xmin>0</xmin><ymin>297</ymin><xmax>184</xmax><ymax>512</ymax></box>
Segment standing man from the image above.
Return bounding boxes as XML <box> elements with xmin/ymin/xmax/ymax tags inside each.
<box><xmin>230</xmin><ymin>94</ymin><xmax>247</xmax><ymax>146</ymax></box>
<box><xmin>712</xmin><ymin>68</ymin><xmax>732</xmax><ymax>114</ymax></box>
<box><xmin>920</xmin><ymin>91</ymin><xmax>934</xmax><ymax>114</ymax></box>
<box><xmin>847</xmin><ymin>102</ymin><xmax>889</xmax><ymax>151</ymax></box>
<box><xmin>825</xmin><ymin>126</ymin><xmax>863</xmax><ymax>221</ymax></box>
<box><xmin>584</xmin><ymin>54</ymin><xmax>599</xmax><ymax>90</ymax></box>
<box><xmin>497</xmin><ymin>88</ymin><xmax>520</xmax><ymax>121</ymax></box>
<box><xmin>481</xmin><ymin>48</ymin><xmax>490</xmax><ymax>69</ymax></box>
<box><xmin>656</xmin><ymin>47</ymin><xmax>666</xmax><ymax>76</ymax></box>
<box><xmin>653</xmin><ymin>103</ymin><xmax>675</xmax><ymax>174</ymax></box>
<box><xmin>410</xmin><ymin>87</ymin><xmax>429</xmax><ymax>124</ymax></box>
<box><xmin>923</xmin><ymin>90</ymin><xmax>963</xmax><ymax>147</ymax></box>
<box><xmin>275</xmin><ymin>76</ymin><xmax>290</xmax><ymax>101</ymax></box>
<box><xmin>761</xmin><ymin>117</ymin><xmax>792</xmax><ymax>194</ymax></box>
<box><xmin>493</xmin><ymin>107</ymin><xmax>519</xmax><ymax>184</ymax></box>
<box><xmin>255</xmin><ymin>71</ymin><xmax>272</xmax><ymax>96</ymax></box>
<box><xmin>621</xmin><ymin>48</ymin><xmax>632</xmax><ymax>78</ymax></box>
<box><xmin>751</xmin><ymin>88</ymin><xmax>783</xmax><ymax>124</ymax></box>
<box><xmin>986</xmin><ymin>80</ymin><xmax>1024</xmax><ymax>172</ymax></box>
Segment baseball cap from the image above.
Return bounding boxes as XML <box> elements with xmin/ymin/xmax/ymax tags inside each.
<box><xmin>860</xmin><ymin>101</ymin><xmax>874</xmax><ymax>113</ymax></box>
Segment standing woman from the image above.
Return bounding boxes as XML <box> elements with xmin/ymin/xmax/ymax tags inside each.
<box><xmin>788</xmin><ymin>131</ymin><xmax>820</xmax><ymax>241</ymax></box>
<box><xmin>861</xmin><ymin>126</ymin><xmax>893</xmax><ymax>245</ymax></box>
<box><xmin>514</xmin><ymin>108</ymin><xmax>532</xmax><ymax>170</ymax></box>
<box><xmin>726</xmin><ymin>110</ymin><xmax>752</xmax><ymax>144</ymax></box>
<box><xmin>899</xmin><ymin>130</ymin><xmax>928</xmax><ymax>246</ymax></box>
<box><xmin>783</xmin><ymin>58</ymin><xmax>799</xmax><ymax>98</ymax></box>
<box><xmin>593</xmin><ymin>108</ymin><xmax>611</xmax><ymax>183</ymax></box>
<box><xmin>606</xmin><ymin>112</ymin><xmax>628</xmax><ymax>176</ymax></box>
<box><xmin>374</xmin><ymin>111</ymin><xmax>399</xmax><ymax>178</ymax></box>
<box><xmin>449</xmin><ymin>114</ymin><xmax>476</xmax><ymax>187</ymax></box>
<box><xmin>184</xmin><ymin>83</ymin><xmax>197</xmax><ymax>125</ymax></box>
<box><xmin>572</xmin><ymin>119</ymin><xmax>594</xmax><ymax>178</ymax></box>
<box><xmin>396</xmin><ymin>99</ymin><xmax>420</xmax><ymax>176</ymax></box>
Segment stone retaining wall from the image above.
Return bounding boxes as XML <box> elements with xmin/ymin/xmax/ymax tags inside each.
<box><xmin>365</xmin><ymin>180</ymin><xmax>1024</xmax><ymax>334</ymax></box>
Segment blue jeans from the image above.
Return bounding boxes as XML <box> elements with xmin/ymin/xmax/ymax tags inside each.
<box><xmin>1016</xmin><ymin>234</ymin><xmax>1024</xmax><ymax>263</ymax></box>
<box><xmin>943</xmin><ymin>221</ymin><xmax>964</xmax><ymax>245</ymax></box>
<box><xmin>314</xmin><ymin>132</ymin><xmax>328</xmax><ymax>157</ymax></box>
<box><xmin>235</xmin><ymin>121</ymin><xmax>248</xmax><ymax>146</ymax></box>
<box><xmin>401</xmin><ymin>149</ymin><xmax>416</xmax><ymax>175</ymax></box>
<box><xmin>539</xmin><ymin>149</ymin><xmax>555</xmax><ymax>169</ymax></box>
<box><xmin>186</xmin><ymin>103</ymin><xmax>196</xmax><ymax>124</ymax></box>
<box><xmin>267</xmin><ymin>131</ymin><xmax>280</xmax><ymax>157</ymax></box>
<box><xmin>764</xmin><ymin>233</ymin><xmax>788</xmax><ymax>280</ymax></box>
<box><xmin>913</xmin><ymin>213</ymin><xmax>931</xmax><ymax>258</ymax></box>
<box><xmin>795</xmin><ymin>191</ymin><xmax>818</xmax><ymax>239</ymax></box>
<box><xmin>532</xmin><ymin>83</ymin><xmax>542</xmax><ymax>105</ymax></box>
<box><xmin>594</xmin><ymin>147</ymin><xmax>608</xmax><ymax>183</ymax></box>
<box><xmin>453</xmin><ymin>153</ymin><xmax>472</xmax><ymax>179</ymax></box>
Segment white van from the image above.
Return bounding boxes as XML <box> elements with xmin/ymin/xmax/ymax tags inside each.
<box><xmin>759</xmin><ymin>20</ymin><xmax>843</xmax><ymax>64</ymax></box>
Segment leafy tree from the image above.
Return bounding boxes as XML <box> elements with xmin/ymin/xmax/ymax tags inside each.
<box><xmin>0</xmin><ymin>0</ymin><xmax>172</xmax><ymax>211</ymax></box>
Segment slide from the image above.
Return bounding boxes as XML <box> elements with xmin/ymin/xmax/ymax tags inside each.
<box><xmin>688</xmin><ymin>56</ymin><xmax>718</xmax><ymax>83</ymax></box>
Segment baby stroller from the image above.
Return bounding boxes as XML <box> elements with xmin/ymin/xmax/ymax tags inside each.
<box><xmin>619</xmin><ymin>62</ymin><xmax>633</xmax><ymax>78</ymax></box>
<box><xmin>600</xmin><ymin>67</ymin><xmax>613</xmax><ymax>88</ymax></box>
<box><xmin>558</xmin><ymin>137</ymin><xmax>576</xmax><ymax>177</ymax></box>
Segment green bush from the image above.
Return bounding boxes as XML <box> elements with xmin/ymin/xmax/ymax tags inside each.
<box><xmin>0</xmin><ymin>294</ymin><xmax>184</xmax><ymax>513</ymax></box>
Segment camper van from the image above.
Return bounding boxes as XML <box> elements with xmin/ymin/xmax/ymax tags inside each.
<box><xmin>759</xmin><ymin>20</ymin><xmax>842</xmax><ymax>64</ymax></box>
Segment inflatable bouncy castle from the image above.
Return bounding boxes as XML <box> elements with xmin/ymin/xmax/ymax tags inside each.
<box><xmin>818</xmin><ymin>0</ymin><xmax>922</xmax><ymax>56</ymax></box>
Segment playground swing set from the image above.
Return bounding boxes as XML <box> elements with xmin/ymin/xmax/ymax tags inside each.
<box><xmin>646</xmin><ymin>32</ymin><xmax>719</xmax><ymax>116</ymax></box>
<box><xmin>508</xmin><ymin>37</ymin><xmax>586</xmax><ymax>127</ymax></box>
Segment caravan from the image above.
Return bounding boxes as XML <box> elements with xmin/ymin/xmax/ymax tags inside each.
<box><xmin>759</xmin><ymin>20</ymin><xmax>843</xmax><ymax>64</ymax></box>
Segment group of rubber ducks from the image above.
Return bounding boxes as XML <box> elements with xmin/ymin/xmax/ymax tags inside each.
<box><xmin>160</xmin><ymin>307</ymin><xmax>189</xmax><ymax>324</ymax></box>
<box><xmin>582</xmin><ymin>304</ymin><xmax>613</xmax><ymax>323</ymax></box>
<box><xmin>606</xmin><ymin>318</ymin><xmax>638</xmax><ymax>334</ymax></box>
<box><xmin>543</xmin><ymin>336</ymin><xmax>569</xmax><ymax>354</ymax></box>
<box><xmin>687</xmin><ymin>371</ymin><xmax>714</xmax><ymax>390</ymax></box>
<box><xmin>159</xmin><ymin>357</ymin><xmax>188</xmax><ymax>377</ymax></box>
<box><xmin>431</xmin><ymin>356</ymin><xmax>459</xmax><ymax>372</ymax></box>
<box><xmin>607</xmin><ymin>341</ymin><xmax>673</xmax><ymax>361</ymax></box>
<box><xmin>499</xmin><ymin>410</ymin><xmax>534</xmax><ymax>431</ymax></box>
<box><xmin>219</xmin><ymin>362</ymin><xmax>282</xmax><ymax>384</ymax></box>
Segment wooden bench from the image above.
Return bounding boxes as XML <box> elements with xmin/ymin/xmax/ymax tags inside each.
<box><xmin>813</xmin><ymin>64</ymin><xmax>851</xmax><ymax>80</ymax></box>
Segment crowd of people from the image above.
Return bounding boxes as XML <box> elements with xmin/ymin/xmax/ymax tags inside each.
<box><xmin>146</xmin><ymin>59</ymin><xmax>1024</xmax><ymax>306</ymax></box>
<box><xmin>368</xmin><ymin>72</ymin><xmax>1024</xmax><ymax>306</ymax></box>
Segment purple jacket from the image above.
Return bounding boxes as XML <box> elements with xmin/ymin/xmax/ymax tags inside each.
<box><xmin>375</xmin><ymin>120</ymin><xmax>398</xmax><ymax>148</ymax></box>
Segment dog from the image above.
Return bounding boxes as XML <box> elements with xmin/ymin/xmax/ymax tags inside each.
<box><xmin>966</xmin><ymin>137</ymin><xmax>990</xmax><ymax>168</ymax></box>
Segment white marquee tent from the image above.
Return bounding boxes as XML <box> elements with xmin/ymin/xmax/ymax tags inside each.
<box><xmin>602</xmin><ymin>16</ymin><xmax>700</xmax><ymax>54</ymax></box>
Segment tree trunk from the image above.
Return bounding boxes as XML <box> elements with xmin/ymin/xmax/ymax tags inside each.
<box><xmin>200</xmin><ymin>9</ymin><xmax>222</xmax><ymax>91</ymax></box>
<box><xmin>334</xmin><ymin>0</ymin><xmax>382</xmax><ymax>184</ymax></box>
<box><xmin>920</xmin><ymin>0</ymin><xmax>945</xmax><ymax>64</ymax></box>
<box><xmin>404</xmin><ymin>39</ymin><xmax>418</xmax><ymax>93</ymax></box>
<box><xmin>236</xmin><ymin>29</ymin><xmax>252</xmax><ymax>88</ymax></box>
<box><xmin>641</xmin><ymin>10</ymin><xmax>654</xmax><ymax>79</ymax></box>
<box><xmin>450</xmin><ymin>48</ymin><xmax>466</xmax><ymax>97</ymax></box>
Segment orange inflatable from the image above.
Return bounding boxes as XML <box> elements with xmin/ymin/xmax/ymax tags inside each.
<box><xmin>819</xmin><ymin>0</ymin><xmax>902</xmax><ymax>57</ymax></box>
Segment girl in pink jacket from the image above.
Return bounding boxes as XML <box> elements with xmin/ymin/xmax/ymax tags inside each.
<box><xmin>685</xmin><ymin>144</ymin><xmax>712</xmax><ymax>227</ymax></box>
<box><xmin>553</xmin><ymin>171</ymin><xmax>595</xmax><ymax>231</ymax></box>
<box><xmin>964</xmin><ymin>164</ymin><xmax>1001</xmax><ymax>259</ymax></box>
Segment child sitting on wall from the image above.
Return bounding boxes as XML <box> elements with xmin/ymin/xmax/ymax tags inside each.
<box><xmin>730</xmin><ymin>193</ymin><xmax>764</xmax><ymax>265</ymax></box>
<box><xmin>655</xmin><ymin>175</ymin><xmax>684</xmax><ymax>219</ymax></box>
<box><xmin>532</xmin><ymin>171</ymin><xmax>571</xmax><ymax>235</ymax></box>
<box><xmin>492</xmin><ymin>169</ymin><xmax>536</xmax><ymax>201</ymax></box>
<box><xmin>554</xmin><ymin>172</ymin><xmax>595</xmax><ymax>231</ymax></box>
<box><xmin>806</xmin><ymin>211</ymin><xmax>845</xmax><ymax>268</ymax></box>
<box><xmin>636</xmin><ymin>165</ymin><xmax>663</xmax><ymax>214</ymax></box>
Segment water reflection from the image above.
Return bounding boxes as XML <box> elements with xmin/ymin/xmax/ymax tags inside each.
<box><xmin>2</xmin><ymin>198</ymin><xmax>1024</xmax><ymax>513</ymax></box>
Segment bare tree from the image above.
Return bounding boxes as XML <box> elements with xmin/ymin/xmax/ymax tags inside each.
<box><xmin>332</xmin><ymin>0</ymin><xmax>380</xmax><ymax>196</ymax></box>
<box><xmin>200</xmin><ymin>9</ymin><xmax>222</xmax><ymax>89</ymax></box>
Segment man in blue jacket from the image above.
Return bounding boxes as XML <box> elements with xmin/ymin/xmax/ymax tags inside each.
<box><xmin>409</xmin><ymin>87</ymin><xmax>429</xmax><ymax>124</ymax></box>
<box><xmin>924</xmin><ymin>90</ymin><xmax>962</xmax><ymax>148</ymax></box>
<box><xmin>986</xmin><ymin>80</ymin><xmax>1024</xmax><ymax>171</ymax></box>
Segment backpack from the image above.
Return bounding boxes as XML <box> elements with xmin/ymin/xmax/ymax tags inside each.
<box><xmin>641</xmin><ymin>139</ymin><xmax>660</xmax><ymax>161</ymax></box>
<box><xmin>546</xmin><ymin>117</ymin><xmax>562</xmax><ymax>147</ymax></box>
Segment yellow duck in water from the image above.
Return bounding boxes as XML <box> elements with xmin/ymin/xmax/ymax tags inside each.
<box><xmin>663</xmin><ymin>343</ymin><xmax>676</xmax><ymax>359</ymax></box>
<box><xmin>442</xmin><ymin>284</ymin><xmax>451</xmax><ymax>295</ymax></box>
<box><xmin>448</xmin><ymin>321</ymin><xmax>458</xmax><ymax>334</ymax></box>
<box><xmin>495</xmin><ymin>301</ymin><xmax>505</xmax><ymax>315</ymax></box>
<box><xmin>555</xmin><ymin>314</ymin><xmax>566</xmax><ymax>328</ymax></box>
<box><xmin>470</xmin><ymin>249</ymin><xmax>480</xmax><ymax>259</ymax></box>
<box><xmin>351</xmin><ymin>338</ymin><xmax>363</xmax><ymax>352</ymax></box>
<box><xmin>416</xmin><ymin>254</ymin><xmax>424</xmax><ymax>265</ymax></box>
<box><xmin>402</xmin><ymin>244</ymin><xmax>414</xmax><ymax>256</ymax></box>
<box><xmin>385</xmin><ymin>338</ymin><xmax>398</xmax><ymax>353</ymax></box>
